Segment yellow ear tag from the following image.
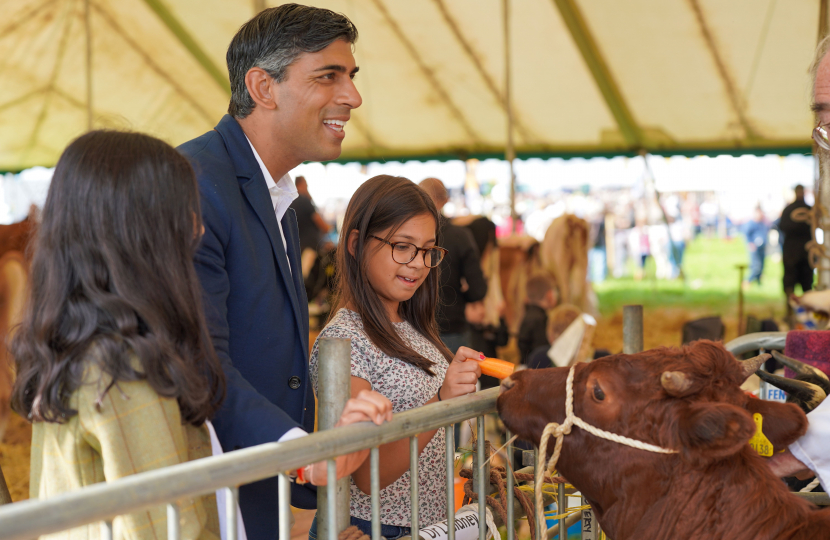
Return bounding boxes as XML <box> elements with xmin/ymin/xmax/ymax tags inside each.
<box><xmin>749</xmin><ymin>412</ymin><xmax>773</xmax><ymax>457</ymax></box>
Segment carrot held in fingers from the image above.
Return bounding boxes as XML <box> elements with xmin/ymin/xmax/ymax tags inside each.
<box><xmin>479</xmin><ymin>357</ymin><xmax>515</xmax><ymax>379</ymax></box>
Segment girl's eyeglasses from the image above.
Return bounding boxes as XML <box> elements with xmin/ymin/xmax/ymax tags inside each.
<box><xmin>369</xmin><ymin>235</ymin><xmax>448</xmax><ymax>268</ymax></box>
<box><xmin>813</xmin><ymin>121</ymin><xmax>830</xmax><ymax>151</ymax></box>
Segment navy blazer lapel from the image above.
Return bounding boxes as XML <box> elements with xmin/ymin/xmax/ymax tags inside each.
<box><xmin>282</xmin><ymin>209</ymin><xmax>309</xmax><ymax>350</ymax></box>
<box><xmin>239</xmin><ymin>176</ymin><xmax>303</xmax><ymax>331</ymax></box>
<box><xmin>214</xmin><ymin>115</ymin><xmax>304</xmax><ymax>334</ymax></box>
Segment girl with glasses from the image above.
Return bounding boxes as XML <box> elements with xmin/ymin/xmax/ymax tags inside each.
<box><xmin>308</xmin><ymin>175</ymin><xmax>483</xmax><ymax>539</ymax></box>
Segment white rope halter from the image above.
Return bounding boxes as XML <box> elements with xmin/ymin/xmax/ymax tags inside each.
<box><xmin>535</xmin><ymin>364</ymin><xmax>678</xmax><ymax>534</ymax></box>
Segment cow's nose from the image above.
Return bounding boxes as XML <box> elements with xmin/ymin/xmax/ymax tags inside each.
<box><xmin>500</xmin><ymin>376</ymin><xmax>516</xmax><ymax>394</ymax></box>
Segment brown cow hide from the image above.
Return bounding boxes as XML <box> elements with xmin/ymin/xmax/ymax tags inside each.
<box><xmin>540</xmin><ymin>214</ymin><xmax>589</xmax><ymax>309</ymax></box>
<box><xmin>0</xmin><ymin>213</ymin><xmax>35</xmax><ymax>442</ymax></box>
<box><xmin>0</xmin><ymin>251</ymin><xmax>28</xmax><ymax>441</ymax></box>
<box><xmin>498</xmin><ymin>340</ymin><xmax>829</xmax><ymax>540</ymax></box>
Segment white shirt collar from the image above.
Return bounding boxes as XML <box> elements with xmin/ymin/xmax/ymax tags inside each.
<box><xmin>244</xmin><ymin>136</ymin><xmax>298</xmax><ymax>218</ymax></box>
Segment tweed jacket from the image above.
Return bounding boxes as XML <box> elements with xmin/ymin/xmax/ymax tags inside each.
<box><xmin>30</xmin><ymin>350</ymin><xmax>220</xmax><ymax>540</ymax></box>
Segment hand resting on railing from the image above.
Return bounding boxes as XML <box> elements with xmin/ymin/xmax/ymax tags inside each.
<box><xmin>300</xmin><ymin>389</ymin><xmax>393</xmax><ymax>485</ymax></box>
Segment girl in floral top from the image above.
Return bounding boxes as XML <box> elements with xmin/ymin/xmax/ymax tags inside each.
<box><xmin>310</xmin><ymin>175</ymin><xmax>483</xmax><ymax>540</ymax></box>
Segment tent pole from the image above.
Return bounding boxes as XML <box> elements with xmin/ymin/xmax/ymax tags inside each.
<box><xmin>84</xmin><ymin>0</ymin><xmax>92</xmax><ymax>131</ymax></box>
<box><xmin>641</xmin><ymin>152</ymin><xmax>685</xmax><ymax>281</ymax></box>
<box><xmin>816</xmin><ymin>0</ymin><xmax>830</xmax><ymax>290</ymax></box>
<box><xmin>504</xmin><ymin>0</ymin><xmax>517</xmax><ymax>233</ymax></box>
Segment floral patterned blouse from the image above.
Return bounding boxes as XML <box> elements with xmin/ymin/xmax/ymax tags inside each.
<box><xmin>309</xmin><ymin>308</ymin><xmax>448</xmax><ymax>527</ymax></box>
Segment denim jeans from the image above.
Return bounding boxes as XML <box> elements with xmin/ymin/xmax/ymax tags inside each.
<box><xmin>308</xmin><ymin>514</ymin><xmax>411</xmax><ymax>540</ymax></box>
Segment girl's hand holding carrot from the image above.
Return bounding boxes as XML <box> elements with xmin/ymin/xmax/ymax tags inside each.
<box><xmin>438</xmin><ymin>347</ymin><xmax>483</xmax><ymax>400</ymax></box>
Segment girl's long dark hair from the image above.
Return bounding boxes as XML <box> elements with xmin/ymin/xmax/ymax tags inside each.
<box><xmin>11</xmin><ymin>130</ymin><xmax>225</xmax><ymax>425</ymax></box>
<box><xmin>332</xmin><ymin>175</ymin><xmax>453</xmax><ymax>375</ymax></box>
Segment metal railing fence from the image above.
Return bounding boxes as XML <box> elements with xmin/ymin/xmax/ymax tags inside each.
<box><xmin>0</xmin><ymin>384</ymin><xmax>501</xmax><ymax>540</ymax></box>
<box><xmin>723</xmin><ymin>332</ymin><xmax>787</xmax><ymax>356</ymax></box>
<box><xmin>0</xmin><ymin>329</ymin><xmax>822</xmax><ymax>540</ymax></box>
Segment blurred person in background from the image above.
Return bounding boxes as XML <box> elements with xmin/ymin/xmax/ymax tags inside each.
<box><xmin>588</xmin><ymin>210</ymin><xmax>607</xmax><ymax>283</ymax></box>
<box><xmin>612</xmin><ymin>205</ymin><xmax>632</xmax><ymax>278</ymax></box>
<box><xmin>743</xmin><ymin>205</ymin><xmax>769</xmax><ymax>287</ymax></box>
<box><xmin>668</xmin><ymin>215</ymin><xmax>687</xmax><ymax>279</ymax></box>
<box><xmin>518</xmin><ymin>275</ymin><xmax>558</xmax><ymax>364</ymax></box>
<box><xmin>630</xmin><ymin>216</ymin><xmax>650</xmax><ymax>280</ymax></box>
<box><xmin>420</xmin><ymin>178</ymin><xmax>487</xmax><ymax>353</ymax></box>
<box><xmin>465</xmin><ymin>216</ymin><xmax>508</xmax><ymax>390</ymax></box>
<box><xmin>780</xmin><ymin>185</ymin><xmax>813</xmax><ymax>318</ymax></box>
<box><xmin>290</xmin><ymin>175</ymin><xmax>331</xmax><ymax>278</ymax></box>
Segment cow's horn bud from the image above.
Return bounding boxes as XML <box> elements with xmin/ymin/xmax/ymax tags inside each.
<box><xmin>740</xmin><ymin>353</ymin><xmax>771</xmax><ymax>381</ymax></box>
<box><xmin>661</xmin><ymin>371</ymin><xmax>692</xmax><ymax>396</ymax></box>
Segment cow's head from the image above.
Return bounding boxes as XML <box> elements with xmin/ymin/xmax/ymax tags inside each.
<box><xmin>498</xmin><ymin>340</ymin><xmax>809</xmax><ymax>494</ymax></box>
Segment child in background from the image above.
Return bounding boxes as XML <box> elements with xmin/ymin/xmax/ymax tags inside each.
<box><xmin>518</xmin><ymin>275</ymin><xmax>558</xmax><ymax>364</ymax></box>
<box><xmin>309</xmin><ymin>175</ymin><xmax>483</xmax><ymax>539</ymax></box>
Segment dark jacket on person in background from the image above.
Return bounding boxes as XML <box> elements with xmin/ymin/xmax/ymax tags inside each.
<box><xmin>436</xmin><ymin>216</ymin><xmax>487</xmax><ymax>334</ymax></box>
<box><xmin>290</xmin><ymin>193</ymin><xmax>323</xmax><ymax>253</ymax></box>
<box><xmin>518</xmin><ymin>304</ymin><xmax>549</xmax><ymax>364</ymax></box>
<box><xmin>779</xmin><ymin>199</ymin><xmax>812</xmax><ymax>264</ymax></box>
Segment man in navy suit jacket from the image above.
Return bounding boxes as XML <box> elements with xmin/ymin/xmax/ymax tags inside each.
<box><xmin>179</xmin><ymin>5</ymin><xmax>382</xmax><ymax>539</ymax></box>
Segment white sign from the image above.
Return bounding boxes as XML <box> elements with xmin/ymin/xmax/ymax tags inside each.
<box><xmin>418</xmin><ymin>511</ymin><xmax>480</xmax><ymax>540</ymax></box>
<box><xmin>581</xmin><ymin>497</ymin><xmax>601</xmax><ymax>540</ymax></box>
<box><xmin>759</xmin><ymin>380</ymin><xmax>787</xmax><ymax>403</ymax></box>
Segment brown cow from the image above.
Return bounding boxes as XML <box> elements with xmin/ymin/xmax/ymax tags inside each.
<box><xmin>0</xmin><ymin>211</ymin><xmax>35</xmax><ymax>441</ymax></box>
<box><xmin>540</xmin><ymin>214</ymin><xmax>589</xmax><ymax>309</ymax></box>
<box><xmin>498</xmin><ymin>340</ymin><xmax>830</xmax><ymax>540</ymax></box>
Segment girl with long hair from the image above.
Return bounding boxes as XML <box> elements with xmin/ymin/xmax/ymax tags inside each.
<box><xmin>12</xmin><ymin>130</ymin><xmax>226</xmax><ymax>540</ymax></box>
<box><xmin>309</xmin><ymin>175</ymin><xmax>483</xmax><ymax>539</ymax></box>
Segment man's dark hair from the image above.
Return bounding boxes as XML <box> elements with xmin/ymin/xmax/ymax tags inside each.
<box><xmin>227</xmin><ymin>4</ymin><xmax>358</xmax><ymax>119</ymax></box>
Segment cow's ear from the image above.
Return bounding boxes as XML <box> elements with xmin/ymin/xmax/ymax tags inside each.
<box><xmin>679</xmin><ymin>402</ymin><xmax>755</xmax><ymax>459</ymax></box>
<box><xmin>744</xmin><ymin>398</ymin><xmax>808</xmax><ymax>451</ymax></box>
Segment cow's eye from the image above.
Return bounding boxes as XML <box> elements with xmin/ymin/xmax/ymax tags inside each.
<box><xmin>593</xmin><ymin>383</ymin><xmax>605</xmax><ymax>402</ymax></box>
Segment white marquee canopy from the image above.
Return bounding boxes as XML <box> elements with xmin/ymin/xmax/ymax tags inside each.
<box><xmin>0</xmin><ymin>0</ymin><xmax>823</xmax><ymax>170</ymax></box>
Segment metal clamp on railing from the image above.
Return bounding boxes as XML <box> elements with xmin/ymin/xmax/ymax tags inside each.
<box><xmin>724</xmin><ymin>332</ymin><xmax>787</xmax><ymax>356</ymax></box>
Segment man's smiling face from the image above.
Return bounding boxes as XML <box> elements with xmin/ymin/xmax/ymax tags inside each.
<box><xmin>272</xmin><ymin>39</ymin><xmax>362</xmax><ymax>163</ymax></box>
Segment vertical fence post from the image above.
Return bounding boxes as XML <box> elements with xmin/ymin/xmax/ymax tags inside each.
<box><xmin>100</xmin><ymin>521</ymin><xmax>113</xmax><ymax>540</ymax></box>
<box><xmin>557</xmin><ymin>482</ymin><xmax>566</xmax><ymax>540</ymax></box>
<box><xmin>167</xmin><ymin>502</ymin><xmax>180</xmax><ymax>540</ymax></box>
<box><xmin>410</xmin><ymin>436</ymin><xmax>419</xmax><ymax>536</ymax></box>
<box><xmin>506</xmin><ymin>430</ymin><xmax>514</xmax><ymax>540</ymax></box>
<box><xmin>446</xmin><ymin>424</ymin><xmax>456</xmax><ymax>540</ymax></box>
<box><xmin>224</xmin><ymin>487</ymin><xmax>239</xmax><ymax>540</ymax></box>
<box><xmin>279</xmin><ymin>474</ymin><xmax>291</xmax><ymax>540</ymax></box>
<box><xmin>622</xmin><ymin>305</ymin><xmax>644</xmax><ymax>354</ymax></box>
<box><xmin>371</xmin><ymin>447</ymin><xmax>381</xmax><ymax>540</ymax></box>
<box><xmin>317</xmin><ymin>338</ymin><xmax>352</xmax><ymax>539</ymax></box>
<box><xmin>533</xmin><ymin>448</ymin><xmax>542</xmax><ymax>540</ymax></box>
<box><xmin>473</xmin><ymin>417</ymin><xmax>488</xmax><ymax>540</ymax></box>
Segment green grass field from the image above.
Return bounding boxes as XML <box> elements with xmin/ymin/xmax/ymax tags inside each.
<box><xmin>594</xmin><ymin>236</ymin><xmax>791</xmax><ymax>318</ymax></box>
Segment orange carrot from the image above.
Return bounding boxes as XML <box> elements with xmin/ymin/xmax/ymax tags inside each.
<box><xmin>479</xmin><ymin>357</ymin><xmax>515</xmax><ymax>379</ymax></box>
